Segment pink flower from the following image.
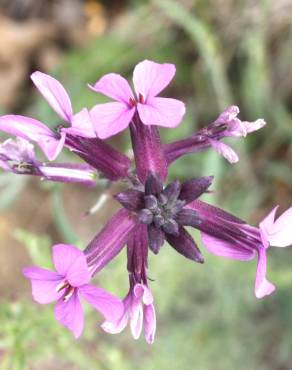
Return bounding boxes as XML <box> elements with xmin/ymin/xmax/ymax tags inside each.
<box><xmin>187</xmin><ymin>200</ymin><xmax>292</xmax><ymax>299</ymax></box>
<box><xmin>207</xmin><ymin>105</ymin><xmax>266</xmax><ymax>163</ymax></box>
<box><xmin>90</xmin><ymin>60</ymin><xmax>186</xmax><ymax>139</ymax></box>
<box><xmin>0</xmin><ymin>72</ymin><xmax>95</xmax><ymax>160</ymax></box>
<box><xmin>101</xmin><ymin>283</ymin><xmax>156</xmax><ymax>344</ymax></box>
<box><xmin>23</xmin><ymin>244</ymin><xmax>123</xmax><ymax>338</ymax></box>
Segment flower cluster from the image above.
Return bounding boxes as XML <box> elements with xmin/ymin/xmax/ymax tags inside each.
<box><xmin>0</xmin><ymin>60</ymin><xmax>291</xmax><ymax>343</ymax></box>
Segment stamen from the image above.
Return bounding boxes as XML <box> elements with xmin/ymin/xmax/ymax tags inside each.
<box><xmin>56</xmin><ymin>280</ymin><xmax>70</xmax><ymax>293</ymax></box>
<box><xmin>129</xmin><ymin>97</ymin><xmax>136</xmax><ymax>107</ymax></box>
<box><xmin>138</xmin><ymin>93</ymin><xmax>145</xmax><ymax>104</ymax></box>
<box><xmin>63</xmin><ymin>286</ymin><xmax>75</xmax><ymax>302</ymax></box>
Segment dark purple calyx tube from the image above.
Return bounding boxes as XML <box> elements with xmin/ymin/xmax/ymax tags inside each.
<box><xmin>84</xmin><ymin>208</ymin><xmax>138</xmax><ymax>276</ymax></box>
<box><xmin>130</xmin><ymin>115</ymin><xmax>168</xmax><ymax>184</ymax></box>
<box><xmin>65</xmin><ymin>135</ymin><xmax>131</xmax><ymax>181</ymax></box>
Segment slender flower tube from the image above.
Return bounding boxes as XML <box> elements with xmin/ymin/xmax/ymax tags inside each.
<box><xmin>164</xmin><ymin>106</ymin><xmax>266</xmax><ymax>164</ymax></box>
<box><xmin>84</xmin><ymin>208</ymin><xmax>138</xmax><ymax>276</ymax></box>
<box><xmin>0</xmin><ymin>72</ymin><xmax>96</xmax><ymax>160</ymax></box>
<box><xmin>102</xmin><ymin>224</ymin><xmax>156</xmax><ymax>344</ymax></box>
<box><xmin>129</xmin><ymin>115</ymin><xmax>168</xmax><ymax>183</ymax></box>
<box><xmin>0</xmin><ymin>138</ymin><xmax>97</xmax><ymax>186</ymax></box>
<box><xmin>187</xmin><ymin>200</ymin><xmax>292</xmax><ymax>298</ymax></box>
<box><xmin>64</xmin><ymin>135</ymin><xmax>131</xmax><ymax>181</ymax></box>
<box><xmin>23</xmin><ymin>244</ymin><xmax>123</xmax><ymax>338</ymax></box>
<box><xmin>90</xmin><ymin>60</ymin><xmax>186</xmax><ymax>139</ymax></box>
<box><xmin>114</xmin><ymin>173</ymin><xmax>213</xmax><ymax>262</ymax></box>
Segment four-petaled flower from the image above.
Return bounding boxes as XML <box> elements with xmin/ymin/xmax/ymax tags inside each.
<box><xmin>23</xmin><ymin>244</ymin><xmax>123</xmax><ymax>338</ymax></box>
<box><xmin>90</xmin><ymin>60</ymin><xmax>186</xmax><ymax>138</ymax></box>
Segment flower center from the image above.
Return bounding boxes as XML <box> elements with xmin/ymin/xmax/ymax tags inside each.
<box><xmin>56</xmin><ymin>280</ymin><xmax>75</xmax><ymax>302</ymax></box>
<box><xmin>129</xmin><ymin>93</ymin><xmax>145</xmax><ymax>108</ymax></box>
<box><xmin>138</xmin><ymin>190</ymin><xmax>185</xmax><ymax>235</ymax></box>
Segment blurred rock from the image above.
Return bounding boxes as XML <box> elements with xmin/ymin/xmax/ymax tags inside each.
<box><xmin>0</xmin><ymin>15</ymin><xmax>55</xmax><ymax>110</ymax></box>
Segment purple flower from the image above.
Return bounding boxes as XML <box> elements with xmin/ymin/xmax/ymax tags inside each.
<box><xmin>0</xmin><ymin>138</ymin><xmax>97</xmax><ymax>186</ymax></box>
<box><xmin>164</xmin><ymin>105</ymin><xmax>266</xmax><ymax>165</ymax></box>
<box><xmin>0</xmin><ymin>72</ymin><xmax>96</xmax><ymax>160</ymax></box>
<box><xmin>188</xmin><ymin>200</ymin><xmax>292</xmax><ymax>298</ymax></box>
<box><xmin>23</xmin><ymin>244</ymin><xmax>123</xmax><ymax>338</ymax></box>
<box><xmin>90</xmin><ymin>60</ymin><xmax>186</xmax><ymax>139</ymax></box>
<box><xmin>102</xmin><ymin>224</ymin><xmax>156</xmax><ymax>344</ymax></box>
<box><xmin>115</xmin><ymin>173</ymin><xmax>212</xmax><ymax>262</ymax></box>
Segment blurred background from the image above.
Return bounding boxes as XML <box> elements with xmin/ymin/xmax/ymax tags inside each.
<box><xmin>0</xmin><ymin>0</ymin><xmax>292</xmax><ymax>369</ymax></box>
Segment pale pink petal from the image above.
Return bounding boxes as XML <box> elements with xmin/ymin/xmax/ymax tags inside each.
<box><xmin>133</xmin><ymin>284</ymin><xmax>153</xmax><ymax>305</ymax></box>
<box><xmin>254</xmin><ymin>247</ymin><xmax>276</xmax><ymax>299</ymax></box>
<box><xmin>214</xmin><ymin>106</ymin><xmax>240</xmax><ymax>124</ymax></box>
<box><xmin>201</xmin><ymin>232</ymin><xmax>255</xmax><ymax>260</ymax></box>
<box><xmin>144</xmin><ymin>304</ymin><xmax>156</xmax><ymax>344</ymax></box>
<box><xmin>79</xmin><ymin>284</ymin><xmax>123</xmax><ymax>322</ymax></box>
<box><xmin>268</xmin><ymin>207</ymin><xmax>292</xmax><ymax>247</ymax></box>
<box><xmin>101</xmin><ymin>312</ymin><xmax>129</xmax><ymax>334</ymax></box>
<box><xmin>244</xmin><ymin>119</ymin><xmax>266</xmax><ymax>134</ymax></box>
<box><xmin>259</xmin><ymin>206</ymin><xmax>278</xmax><ymax>248</ymax></box>
<box><xmin>130</xmin><ymin>302</ymin><xmax>143</xmax><ymax>340</ymax></box>
<box><xmin>54</xmin><ymin>291</ymin><xmax>84</xmax><ymax>338</ymax></box>
<box><xmin>227</xmin><ymin>118</ymin><xmax>247</xmax><ymax>137</ymax></box>
<box><xmin>137</xmin><ymin>97</ymin><xmax>185</xmax><ymax>128</ymax></box>
<box><xmin>101</xmin><ymin>294</ymin><xmax>130</xmax><ymax>334</ymax></box>
<box><xmin>133</xmin><ymin>60</ymin><xmax>176</xmax><ymax>100</ymax></box>
<box><xmin>208</xmin><ymin>139</ymin><xmax>239</xmax><ymax>163</ymax></box>
<box><xmin>40</xmin><ymin>131</ymin><xmax>66</xmax><ymax>161</ymax></box>
<box><xmin>89</xmin><ymin>73</ymin><xmax>134</xmax><ymax>104</ymax></box>
<box><xmin>31</xmin><ymin>71</ymin><xmax>73</xmax><ymax>122</ymax></box>
<box><xmin>90</xmin><ymin>102</ymin><xmax>135</xmax><ymax>139</ymax></box>
<box><xmin>0</xmin><ymin>115</ymin><xmax>64</xmax><ymax>160</ymax></box>
<box><xmin>52</xmin><ymin>244</ymin><xmax>90</xmax><ymax>287</ymax></box>
<box><xmin>23</xmin><ymin>266</ymin><xmax>63</xmax><ymax>304</ymax></box>
<box><xmin>63</xmin><ymin>108</ymin><xmax>96</xmax><ymax>138</ymax></box>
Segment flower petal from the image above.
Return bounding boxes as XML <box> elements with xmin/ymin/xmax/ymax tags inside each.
<box><xmin>0</xmin><ymin>115</ymin><xmax>64</xmax><ymax>160</ymax></box>
<box><xmin>255</xmin><ymin>246</ymin><xmax>276</xmax><ymax>299</ymax></box>
<box><xmin>133</xmin><ymin>284</ymin><xmax>153</xmax><ymax>305</ymax></box>
<box><xmin>89</xmin><ymin>73</ymin><xmax>134</xmax><ymax>104</ymax></box>
<box><xmin>137</xmin><ymin>97</ymin><xmax>185</xmax><ymax>128</ymax></box>
<box><xmin>90</xmin><ymin>102</ymin><xmax>135</xmax><ymax>139</ymax></box>
<box><xmin>259</xmin><ymin>206</ymin><xmax>278</xmax><ymax>248</ymax></box>
<box><xmin>23</xmin><ymin>266</ymin><xmax>63</xmax><ymax>304</ymax></box>
<box><xmin>130</xmin><ymin>302</ymin><xmax>143</xmax><ymax>340</ymax></box>
<box><xmin>31</xmin><ymin>71</ymin><xmax>73</xmax><ymax>122</ymax></box>
<box><xmin>52</xmin><ymin>244</ymin><xmax>90</xmax><ymax>287</ymax></box>
<box><xmin>101</xmin><ymin>311</ymin><xmax>129</xmax><ymax>334</ymax></box>
<box><xmin>79</xmin><ymin>284</ymin><xmax>123</xmax><ymax>322</ymax></box>
<box><xmin>63</xmin><ymin>108</ymin><xmax>96</xmax><ymax>138</ymax></box>
<box><xmin>144</xmin><ymin>304</ymin><xmax>156</xmax><ymax>344</ymax></box>
<box><xmin>201</xmin><ymin>232</ymin><xmax>256</xmax><ymax>260</ymax></box>
<box><xmin>268</xmin><ymin>207</ymin><xmax>292</xmax><ymax>247</ymax></box>
<box><xmin>214</xmin><ymin>105</ymin><xmax>240</xmax><ymax>125</ymax></box>
<box><xmin>133</xmin><ymin>60</ymin><xmax>176</xmax><ymax>99</ymax></box>
<box><xmin>208</xmin><ymin>139</ymin><xmax>239</xmax><ymax>163</ymax></box>
<box><xmin>54</xmin><ymin>291</ymin><xmax>84</xmax><ymax>338</ymax></box>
